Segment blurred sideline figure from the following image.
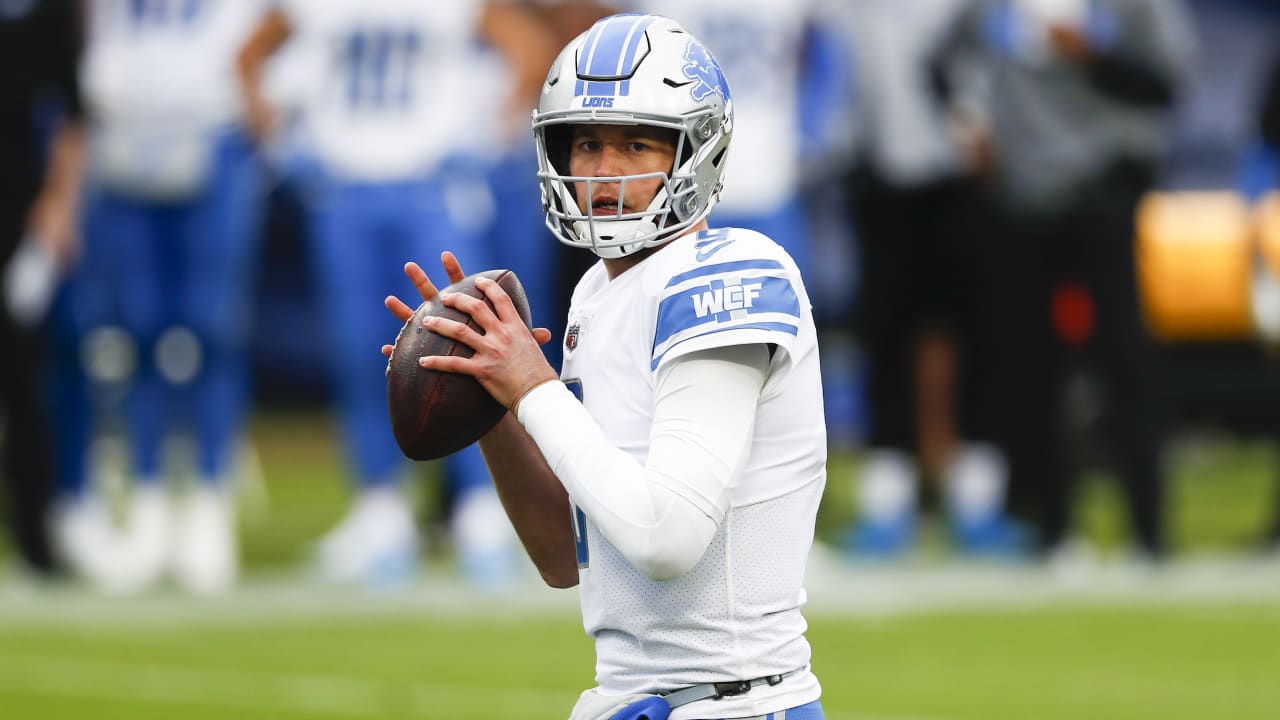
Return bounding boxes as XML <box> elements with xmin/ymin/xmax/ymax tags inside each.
<box><xmin>237</xmin><ymin>0</ymin><xmax>553</xmax><ymax>590</ymax></box>
<box><xmin>1242</xmin><ymin>49</ymin><xmax>1280</xmax><ymax>550</ymax></box>
<box><xmin>628</xmin><ymin>0</ymin><xmax>850</xmax><ymax>287</ymax></box>
<box><xmin>940</xmin><ymin>0</ymin><xmax>1196</xmax><ymax>564</ymax></box>
<box><xmin>467</xmin><ymin>1</ymin><xmax>569</xmax><ymax>377</ymax></box>
<box><xmin>1240</xmin><ymin>47</ymin><xmax>1280</xmax><ymax>204</ymax></box>
<box><xmin>1</xmin><ymin>0</ymin><xmax>85</xmax><ymax>580</ymax></box>
<box><xmin>52</xmin><ymin>0</ymin><xmax>267</xmax><ymax>595</ymax></box>
<box><xmin>834</xmin><ymin>0</ymin><xmax>1025</xmax><ymax>559</ymax></box>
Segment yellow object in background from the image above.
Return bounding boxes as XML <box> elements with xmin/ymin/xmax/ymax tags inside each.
<box><xmin>1258</xmin><ymin>191</ymin><xmax>1280</xmax><ymax>277</ymax></box>
<box><xmin>1135</xmin><ymin>191</ymin><xmax>1254</xmax><ymax>341</ymax></box>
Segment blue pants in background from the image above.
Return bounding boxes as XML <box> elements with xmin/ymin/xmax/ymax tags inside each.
<box><xmin>304</xmin><ymin>174</ymin><xmax>494</xmax><ymax>497</ymax></box>
<box><xmin>55</xmin><ymin>129</ymin><xmax>264</xmax><ymax>494</ymax></box>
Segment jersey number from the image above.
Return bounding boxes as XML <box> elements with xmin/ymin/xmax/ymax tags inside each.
<box><xmin>125</xmin><ymin>0</ymin><xmax>203</xmax><ymax>27</ymax></box>
<box><xmin>342</xmin><ymin>29</ymin><xmax>423</xmax><ymax>110</ymax></box>
<box><xmin>572</xmin><ymin>505</ymin><xmax>589</xmax><ymax>569</ymax></box>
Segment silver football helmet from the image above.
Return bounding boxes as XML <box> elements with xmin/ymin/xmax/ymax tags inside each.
<box><xmin>532</xmin><ymin>14</ymin><xmax>734</xmax><ymax>259</ymax></box>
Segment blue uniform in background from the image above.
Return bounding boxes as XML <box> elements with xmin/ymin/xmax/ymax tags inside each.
<box><xmin>61</xmin><ymin>0</ymin><xmax>267</xmax><ymax>494</ymax></box>
<box><xmin>50</xmin><ymin>0</ymin><xmax>268</xmax><ymax>594</ymax></box>
<box><xmin>269</xmin><ymin>0</ymin><xmax>519</xmax><ymax>588</ymax></box>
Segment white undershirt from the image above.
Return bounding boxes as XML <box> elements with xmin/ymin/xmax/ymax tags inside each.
<box><xmin>516</xmin><ymin>343</ymin><xmax>771</xmax><ymax>580</ymax></box>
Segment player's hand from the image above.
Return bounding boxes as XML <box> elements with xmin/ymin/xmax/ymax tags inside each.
<box><xmin>244</xmin><ymin>95</ymin><xmax>278</xmax><ymax>143</ymax></box>
<box><xmin>419</xmin><ymin>276</ymin><xmax>557</xmax><ymax>412</ymax></box>
<box><xmin>1047</xmin><ymin>22</ymin><xmax>1092</xmax><ymax>64</ymax></box>
<box><xmin>381</xmin><ymin>252</ymin><xmax>469</xmax><ymax>358</ymax></box>
<box><xmin>26</xmin><ymin>186</ymin><xmax>80</xmax><ymax>271</ymax></box>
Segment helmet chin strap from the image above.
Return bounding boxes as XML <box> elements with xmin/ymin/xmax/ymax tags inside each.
<box><xmin>571</xmin><ymin>184</ymin><xmax>680</xmax><ymax>258</ymax></box>
<box><xmin>572</xmin><ymin>217</ymin><xmax>659</xmax><ymax>259</ymax></box>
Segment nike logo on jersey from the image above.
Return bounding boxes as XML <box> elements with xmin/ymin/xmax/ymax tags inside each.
<box><xmin>694</xmin><ymin>237</ymin><xmax>735</xmax><ymax>262</ymax></box>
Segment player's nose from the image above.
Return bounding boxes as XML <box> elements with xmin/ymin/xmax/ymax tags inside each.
<box><xmin>595</xmin><ymin>144</ymin><xmax>627</xmax><ymax>177</ymax></box>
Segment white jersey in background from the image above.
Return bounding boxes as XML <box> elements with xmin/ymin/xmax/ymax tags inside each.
<box><xmin>83</xmin><ymin>0</ymin><xmax>264</xmax><ymax>128</ymax></box>
<box><xmin>840</xmin><ymin>0</ymin><xmax>970</xmax><ymax>186</ymax></box>
<box><xmin>560</xmin><ymin>227</ymin><xmax>826</xmax><ymax>719</ymax></box>
<box><xmin>82</xmin><ymin>0</ymin><xmax>266</xmax><ymax>197</ymax></box>
<box><xmin>632</xmin><ymin>0</ymin><xmax>820</xmax><ymax>213</ymax></box>
<box><xmin>277</xmin><ymin>0</ymin><xmax>488</xmax><ymax>183</ymax></box>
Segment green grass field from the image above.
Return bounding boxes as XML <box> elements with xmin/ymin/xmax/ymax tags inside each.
<box><xmin>2</xmin><ymin>412</ymin><xmax>1279</xmax><ymax>719</ymax></box>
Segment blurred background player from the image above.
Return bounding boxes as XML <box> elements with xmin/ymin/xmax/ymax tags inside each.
<box><xmin>938</xmin><ymin>0</ymin><xmax>1197</xmax><ymax>564</ymax></box>
<box><xmin>1240</xmin><ymin>43</ymin><xmax>1280</xmax><ymax>203</ymax></box>
<box><xmin>1</xmin><ymin>0</ymin><xmax>84</xmax><ymax>581</ymax></box>
<box><xmin>52</xmin><ymin>0</ymin><xmax>268</xmax><ymax>594</ymax></box>
<box><xmin>625</xmin><ymin>0</ymin><xmax>850</xmax><ymax>288</ymax></box>
<box><xmin>1241</xmin><ymin>48</ymin><xmax>1280</xmax><ymax>552</ymax></box>
<box><xmin>237</xmin><ymin>0</ymin><xmax>554</xmax><ymax>590</ymax></box>
<box><xmin>467</xmin><ymin>1</ymin><xmax>568</xmax><ymax>375</ymax></box>
<box><xmin>833</xmin><ymin>0</ymin><xmax>1024</xmax><ymax>559</ymax></box>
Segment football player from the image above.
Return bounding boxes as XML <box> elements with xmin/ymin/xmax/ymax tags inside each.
<box><xmin>384</xmin><ymin>14</ymin><xmax>826</xmax><ymax>718</ymax></box>
<box><xmin>835</xmin><ymin>0</ymin><xmax>1025</xmax><ymax>559</ymax></box>
<box><xmin>53</xmin><ymin>0</ymin><xmax>270</xmax><ymax>594</ymax></box>
<box><xmin>1</xmin><ymin>0</ymin><xmax>85</xmax><ymax>581</ymax></box>
<box><xmin>237</xmin><ymin>0</ymin><xmax>553</xmax><ymax>589</ymax></box>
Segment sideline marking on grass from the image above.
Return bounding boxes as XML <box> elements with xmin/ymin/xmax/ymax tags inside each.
<box><xmin>3</xmin><ymin>553</ymin><xmax>1279</xmax><ymax>629</ymax></box>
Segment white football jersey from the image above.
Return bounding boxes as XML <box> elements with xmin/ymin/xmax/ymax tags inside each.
<box><xmin>82</xmin><ymin>0</ymin><xmax>266</xmax><ymax>127</ymax></box>
<box><xmin>631</xmin><ymin>0</ymin><xmax>821</xmax><ymax>213</ymax></box>
<box><xmin>278</xmin><ymin>0</ymin><xmax>487</xmax><ymax>182</ymax></box>
<box><xmin>560</xmin><ymin>227</ymin><xmax>826</xmax><ymax>718</ymax></box>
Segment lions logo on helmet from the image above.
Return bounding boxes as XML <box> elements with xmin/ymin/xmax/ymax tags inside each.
<box><xmin>531</xmin><ymin>14</ymin><xmax>734</xmax><ymax>260</ymax></box>
<box><xmin>682</xmin><ymin>41</ymin><xmax>728</xmax><ymax>102</ymax></box>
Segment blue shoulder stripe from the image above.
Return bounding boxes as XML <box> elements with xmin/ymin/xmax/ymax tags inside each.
<box><xmin>651</xmin><ymin>273</ymin><xmax>801</xmax><ymax>368</ymax></box>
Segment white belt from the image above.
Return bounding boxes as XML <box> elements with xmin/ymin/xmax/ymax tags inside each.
<box><xmin>659</xmin><ymin>667</ymin><xmax>804</xmax><ymax>709</ymax></box>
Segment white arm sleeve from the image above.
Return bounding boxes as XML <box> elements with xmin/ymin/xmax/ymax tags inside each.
<box><xmin>516</xmin><ymin>343</ymin><xmax>770</xmax><ymax>581</ymax></box>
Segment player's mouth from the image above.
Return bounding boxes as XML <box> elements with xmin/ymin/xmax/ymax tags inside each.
<box><xmin>592</xmin><ymin>196</ymin><xmax>624</xmax><ymax>216</ymax></box>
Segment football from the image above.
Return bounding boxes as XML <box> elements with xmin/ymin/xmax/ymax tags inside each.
<box><xmin>386</xmin><ymin>269</ymin><xmax>533</xmax><ymax>461</ymax></box>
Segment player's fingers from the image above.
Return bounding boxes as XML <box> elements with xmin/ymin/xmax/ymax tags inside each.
<box><xmin>418</xmin><ymin>354</ymin><xmax>470</xmax><ymax>374</ymax></box>
<box><xmin>441</xmin><ymin>251</ymin><xmax>466</xmax><ymax>285</ymax></box>
<box><xmin>381</xmin><ymin>343</ymin><xmax>394</xmax><ymax>358</ymax></box>
<box><xmin>439</xmin><ymin>291</ymin><xmax>500</xmax><ymax>334</ymax></box>
<box><xmin>532</xmin><ymin>328</ymin><xmax>553</xmax><ymax>345</ymax></box>
<box><xmin>474</xmin><ymin>276</ymin><xmax>522</xmax><ymax>326</ymax></box>
<box><xmin>422</xmin><ymin>314</ymin><xmax>484</xmax><ymax>351</ymax></box>
<box><xmin>405</xmin><ymin>262</ymin><xmax>440</xmax><ymax>302</ymax></box>
<box><xmin>385</xmin><ymin>295</ymin><xmax>415</xmax><ymax>322</ymax></box>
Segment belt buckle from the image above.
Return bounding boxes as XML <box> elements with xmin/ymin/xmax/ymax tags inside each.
<box><xmin>712</xmin><ymin>680</ymin><xmax>753</xmax><ymax>698</ymax></box>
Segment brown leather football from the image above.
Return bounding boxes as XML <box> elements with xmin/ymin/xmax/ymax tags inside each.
<box><xmin>386</xmin><ymin>269</ymin><xmax>532</xmax><ymax>460</ymax></box>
